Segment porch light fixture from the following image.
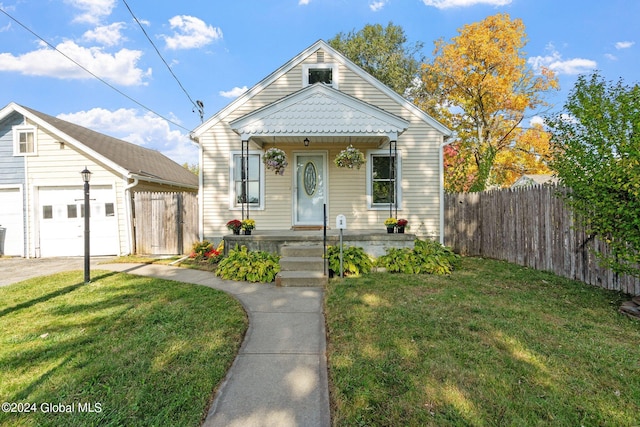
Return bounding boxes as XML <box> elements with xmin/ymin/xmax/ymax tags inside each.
<box><xmin>80</xmin><ymin>167</ymin><xmax>92</xmax><ymax>283</ymax></box>
<box><xmin>304</xmin><ymin>138</ymin><xmax>310</xmax><ymax>147</ymax></box>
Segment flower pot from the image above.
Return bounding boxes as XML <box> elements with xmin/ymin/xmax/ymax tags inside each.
<box><xmin>244</xmin><ymin>229</ymin><xmax>252</xmax><ymax>235</ymax></box>
<box><xmin>397</xmin><ymin>226</ymin><xmax>405</xmax><ymax>234</ymax></box>
<box><xmin>387</xmin><ymin>227</ymin><xmax>394</xmax><ymax>234</ymax></box>
<box><xmin>232</xmin><ymin>229</ymin><xmax>240</xmax><ymax>235</ymax></box>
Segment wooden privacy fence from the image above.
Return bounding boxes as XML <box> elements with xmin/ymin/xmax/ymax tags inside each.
<box><xmin>133</xmin><ymin>191</ymin><xmax>198</xmax><ymax>255</ymax></box>
<box><xmin>444</xmin><ymin>185</ymin><xmax>640</xmax><ymax>296</ymax></box>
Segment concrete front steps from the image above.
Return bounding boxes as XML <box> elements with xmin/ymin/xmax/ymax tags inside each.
<box><xmin>276</xmin><ymin>244</ymin><xmax>328</xmax><ymax>287</ymax></box>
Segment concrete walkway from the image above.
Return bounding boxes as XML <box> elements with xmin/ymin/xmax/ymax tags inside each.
<box><xmin>102</xmin><ymin>263</ymin><xmax>331</xmax><ymax>427</ymax></box>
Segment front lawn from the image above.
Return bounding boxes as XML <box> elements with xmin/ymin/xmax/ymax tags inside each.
<box><xmin>326</xmin><ymin>257</ymin><xmax>640</xmax><ymax>426</ymax></box>
<box><xmin>0</xmin><ymin>270</ymin><xmax>247</xmax><ymax>427</ymax></box>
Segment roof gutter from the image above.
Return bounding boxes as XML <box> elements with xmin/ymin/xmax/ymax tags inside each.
<box><xmin>128</xmin><ymin>173</ymin><xmax>198</xmax><ymax>191</ymax></box>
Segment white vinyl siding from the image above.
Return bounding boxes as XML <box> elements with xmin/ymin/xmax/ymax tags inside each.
<box><xmin>199</xmin><ymin>45</ymin><xmax>446</xmax><ymax>239</ymax></box>
<box><xmin>23</xmin><ymin>124</ymin><xmax>128</xmax><ymax>257</ymax></box>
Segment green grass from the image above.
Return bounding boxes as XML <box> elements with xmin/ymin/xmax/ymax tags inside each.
<box><xmin>325</xmin><ymin>257</ymin><xmax>640</xmax><ymax>426</ymax></box>
<box><xmin>0</xmin><ymin>270</ymin><xmax>247</xmax><ymax>427</ymax></box>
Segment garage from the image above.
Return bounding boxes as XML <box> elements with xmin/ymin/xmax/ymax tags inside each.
<box><xmin>0</xmin><ymin>186</ymin><xmax>25</xmax><ymax>256</ymax></box>
<box><xmin>38</xmin><ymin>186</ymin><xmax>119</xmax><ymax>257</ymax></box>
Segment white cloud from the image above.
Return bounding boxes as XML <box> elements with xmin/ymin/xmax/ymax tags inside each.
<box><xmin>299</xmin><ymin>0</ymin><xmax>310</xmax><ymax>4</ymax></box>
<box><xmin>64</xmin><ymin>0</ymin><xmax>117</xmax><ymax>24</ymax></box>
<box><xmin>422</xmin><ymin>0</ymin><xmax>511</xmax><ymax>8</ymax></box>
<box><xmin>57</xmin><ymin>108</ymin><xmax>198</xmax><ymax>164</ymax></box>
<box><xmin>0</xmin><ymin>22</ymin><xmax>11</xmax><ymax>32</ymax></box>
<box><xmin>605</xmin><ymin>53</ymin><xmax>617</xmax><ymax>61</ymax></box>
<box><xmin>529</xmin><ymin>116</ymin><xmax>544</xmax><ymax>126</ymax></box>
<box><xmin>82</xmin><ymin>22</ymin><xmax>126</xmax><ymax>47</ymax></box>
<box><xmin>162</xmin><ymin>15</ymin><xmax>222</xmax><ymax>50</ymax></box>
<box><xmin>615</xmin><ymin>41</ymin><xmax>635</xmax><ymax>50</ymax></box>
<box><xmin>528</xmin><ymin>45</ymin><xmax>596</xmax><ymax>75</ymax></box>
<box><xmin>369</xmin><ymin>1</ymin><xmax>387</xmax><ymax>11</ymax></box>
<box><xmin>0</xmin><ymin>40</ymin><xmax>151</xmax><ymax>86</ymax></box>
<box><xmin>219</xmin><ymin>86</ymin><xmax>248</xmax><ymax>98</ymax></box>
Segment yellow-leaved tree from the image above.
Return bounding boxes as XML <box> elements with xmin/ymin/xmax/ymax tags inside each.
<box><xmin>492</xmin><ymin>124</ymin><xmax>553</xmax><ymax>187</ymax></box>
<box><xmin>417</xmin><ymin>13</ymin><xmax>558</xmax><ymax>192</ymax></box>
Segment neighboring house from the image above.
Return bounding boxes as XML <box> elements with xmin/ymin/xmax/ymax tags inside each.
<box><xmin>511</xmin><ymin>174</ymin><xmax>558</xmax><ymax>188</ymax></box>
<box><xmin>191</xmin><ymin>40</ymin><xmax>452</xmax><ymax>243</ymax></box>
<box><xmin>0</xmin><ymin>102</ymin><xmax>198</xmax><ymax>258</ymax></box>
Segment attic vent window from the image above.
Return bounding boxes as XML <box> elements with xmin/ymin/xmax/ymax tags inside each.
<box><xmin>316</xmin><ymin>51</ymin><xmax>324</xmax><ymax>63</ymax></box>
<box><xmin>309</xmin><ymin>68</ymin><xmax>332</xmax><ymax>85</ymax></box>
<box><xmin>302</xmin><ymin>63</ymin><xmax>338</xmax><ymax>88</ymax></box>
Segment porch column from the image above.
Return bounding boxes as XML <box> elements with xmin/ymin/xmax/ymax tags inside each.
<box><xmin>389</xmin><ymin>139</ymin><xmax>397</xmax><ymax>219</ymax></box>
<box><xmin>241</xmin><ymin>138</ymin><xmax>249</xmax><ymax>221</ymax></box>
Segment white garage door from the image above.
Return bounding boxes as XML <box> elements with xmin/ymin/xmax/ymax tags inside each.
<box><xmin>38</xmin><ymin>186</ymin><xmax>119</xmax><ymax>257</ymax></box>
<box><xmin>0</xmin><ymin>187</ymin><xmax>25</xmax><ymax>256</ymax></box>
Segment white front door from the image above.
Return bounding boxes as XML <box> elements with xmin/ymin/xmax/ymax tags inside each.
<box><xmin>294</xmin><ymin>153</ymin><xmax>327</xmax><ymax>225</ymax></box>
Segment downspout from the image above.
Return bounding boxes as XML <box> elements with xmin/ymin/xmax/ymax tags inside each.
<box><xmin>24</xmin><ymin>157</ymin><xmax>31</xmax><ymax>258</ymax></box>
<box><xmin>439</xmin><ymin>135</ymin><xmax>453</xmax><ymax>245</ymax></box>
<box><xmin>124</xmin><ymin>176</ymin><xmax>139</xmax><ymax>255</ymax></box>
<box><xmin>194</xmin><ymin>134</ymin><xmax>204</xmax><ymax>241</ymax></box>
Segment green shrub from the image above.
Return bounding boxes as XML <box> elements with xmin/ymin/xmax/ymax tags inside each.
<box><xmin>215</xmin><ymin>245</ymin><xmax>280</xmax><ymax>283</ymax></box>
<box><xmin>378</xmin><ymin>238</ymin><xmax>460</xmax><ymax>275</ymax></box>
<box><xmin>326</xmin><ymin>245</ymin><xmax>373</xmax><ymax>277</ymax></box>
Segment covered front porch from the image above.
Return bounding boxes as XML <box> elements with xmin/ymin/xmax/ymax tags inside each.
<box><xmin>223</xmin><ymin>228</ymin><xmax>416</xmax><ymax>258</ymax></box>
<box><xmin>228</xmin><ymin>83</ymin><xmax>409</xmax><ymax>231</ymax></box>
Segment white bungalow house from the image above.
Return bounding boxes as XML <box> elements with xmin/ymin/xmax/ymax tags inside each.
<box><xmin>191</xmin><ymin>40</ymin><xmax>452</xmax><ymax>245</ymax></box>
<box><xmin>0</xmin><ymin>103</ymin><xmax>198</xmax><ymax>258</ymax></box>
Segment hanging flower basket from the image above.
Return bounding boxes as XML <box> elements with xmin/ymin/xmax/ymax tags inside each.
<box><xmin>263</xmin><ymin>147</ymin><xmax>288</xmax><ymax>175</ymax></box>
<box><xmin>334</xmin><ymin>145</ymin><xmax>365</xmax><ymax>169</ymax></box>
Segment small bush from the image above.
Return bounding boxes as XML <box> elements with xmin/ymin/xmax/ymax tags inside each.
<box><xmin>216</xmin><ymin>245</ymin><xmax>280</xmax><ymax>283</ymax></box>
<box><xmin>189</xmin><ymin>240</ymin><xmax>222</xmax><ymax>263</ymax></box>
<box><xmin>378</xmin><ymin>238</ymin><xmax>460</xmax><ymax>275</ymax></box>
<box><xmin>326</xmin><ymin>245</ymin><xmax>373</xmax><ymax>277</ymax></box>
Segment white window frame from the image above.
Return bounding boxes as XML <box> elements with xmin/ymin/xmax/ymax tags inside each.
<box><xmin>12</xmin><ymin>125</ymin><xmax>37</xmax><ymax>156</ymax></box>
<box><xmin>302</xmin><ymin>63</ymin><xmax>339</xmax><ymax>89</ymax></box>
<box><xmin>229</xmin><ymin>150</ymin><xmax>265</xmax><ymax>210</ymax></box>
<box><xmin>366</xmin><ymin>149</ymin><xmax>402</xmax><ymax>210</ymax></box>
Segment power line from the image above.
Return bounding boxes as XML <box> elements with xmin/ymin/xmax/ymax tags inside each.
<box><xmin>121</xmin><ymin>0</ymin><xmax>204</xmax><ymax>122</ymax></box>
<box><xmin>0</xmin><ymin>6</ymin><xmax>191</xmax><ymax>132</ymax></box>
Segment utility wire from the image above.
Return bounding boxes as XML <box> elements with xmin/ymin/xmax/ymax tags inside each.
<box><xmin>0</xmin><ymin>7</ymin><xmax>191</xmax><ymax>132</ymax></box>
<box><xmin>121</xmin><ymin>0</ymin><xmax>204</xmax><ymax>122</ymax></box>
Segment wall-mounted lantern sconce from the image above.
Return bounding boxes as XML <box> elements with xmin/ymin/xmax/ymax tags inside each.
<box><xmin>303</xmin><ymin>138</ymin><xmax>310</xmax><ymax>147</ymax></box>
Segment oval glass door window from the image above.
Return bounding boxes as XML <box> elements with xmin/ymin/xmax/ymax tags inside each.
<box><xmin>304</xmin><ymin>162</ymin><xmax>317</xmax><ymax>196</ymax></box>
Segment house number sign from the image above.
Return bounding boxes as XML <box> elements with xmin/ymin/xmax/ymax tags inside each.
<box><xmin>303</xmin><ymin>162</ymin><xmax>317</xmax><ymax>196</ymax></box>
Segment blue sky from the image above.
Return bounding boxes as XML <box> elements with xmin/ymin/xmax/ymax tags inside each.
<box><xmin>1</xmin><ymin>0</ymin><xmax>638</xmax><ymax>165</ymax></box>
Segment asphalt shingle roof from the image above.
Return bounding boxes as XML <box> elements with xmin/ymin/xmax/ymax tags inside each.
<box><xmin>20</xmin><ymin>105</ymin><xmax>198</xmax><ymax>188</ymax></box>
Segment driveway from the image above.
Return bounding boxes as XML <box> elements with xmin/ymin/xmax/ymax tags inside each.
<box><xmin>0</xmin><ymin>257</ymin><xmax>114</xmax><ymax>287</ymax></box>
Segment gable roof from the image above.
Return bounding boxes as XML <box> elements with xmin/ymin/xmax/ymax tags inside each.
<box><xmin>192</xmin><ymin>39</ymin><xmax>451</xmax><ymax>139</ymax></box>
<box><xmin>0</xmin><ymin>102</ymin><xmax>198</xmax><ymax>189</ymax></box>
<box><xmin>511</xmin><ymin>174</ymin><xmax>559</xmax><ymax>188</ymax></box>
<box><xmin>229</xmin><ymin>83</ymin><xmax>410</xmax><ymax>143</ymax></box>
